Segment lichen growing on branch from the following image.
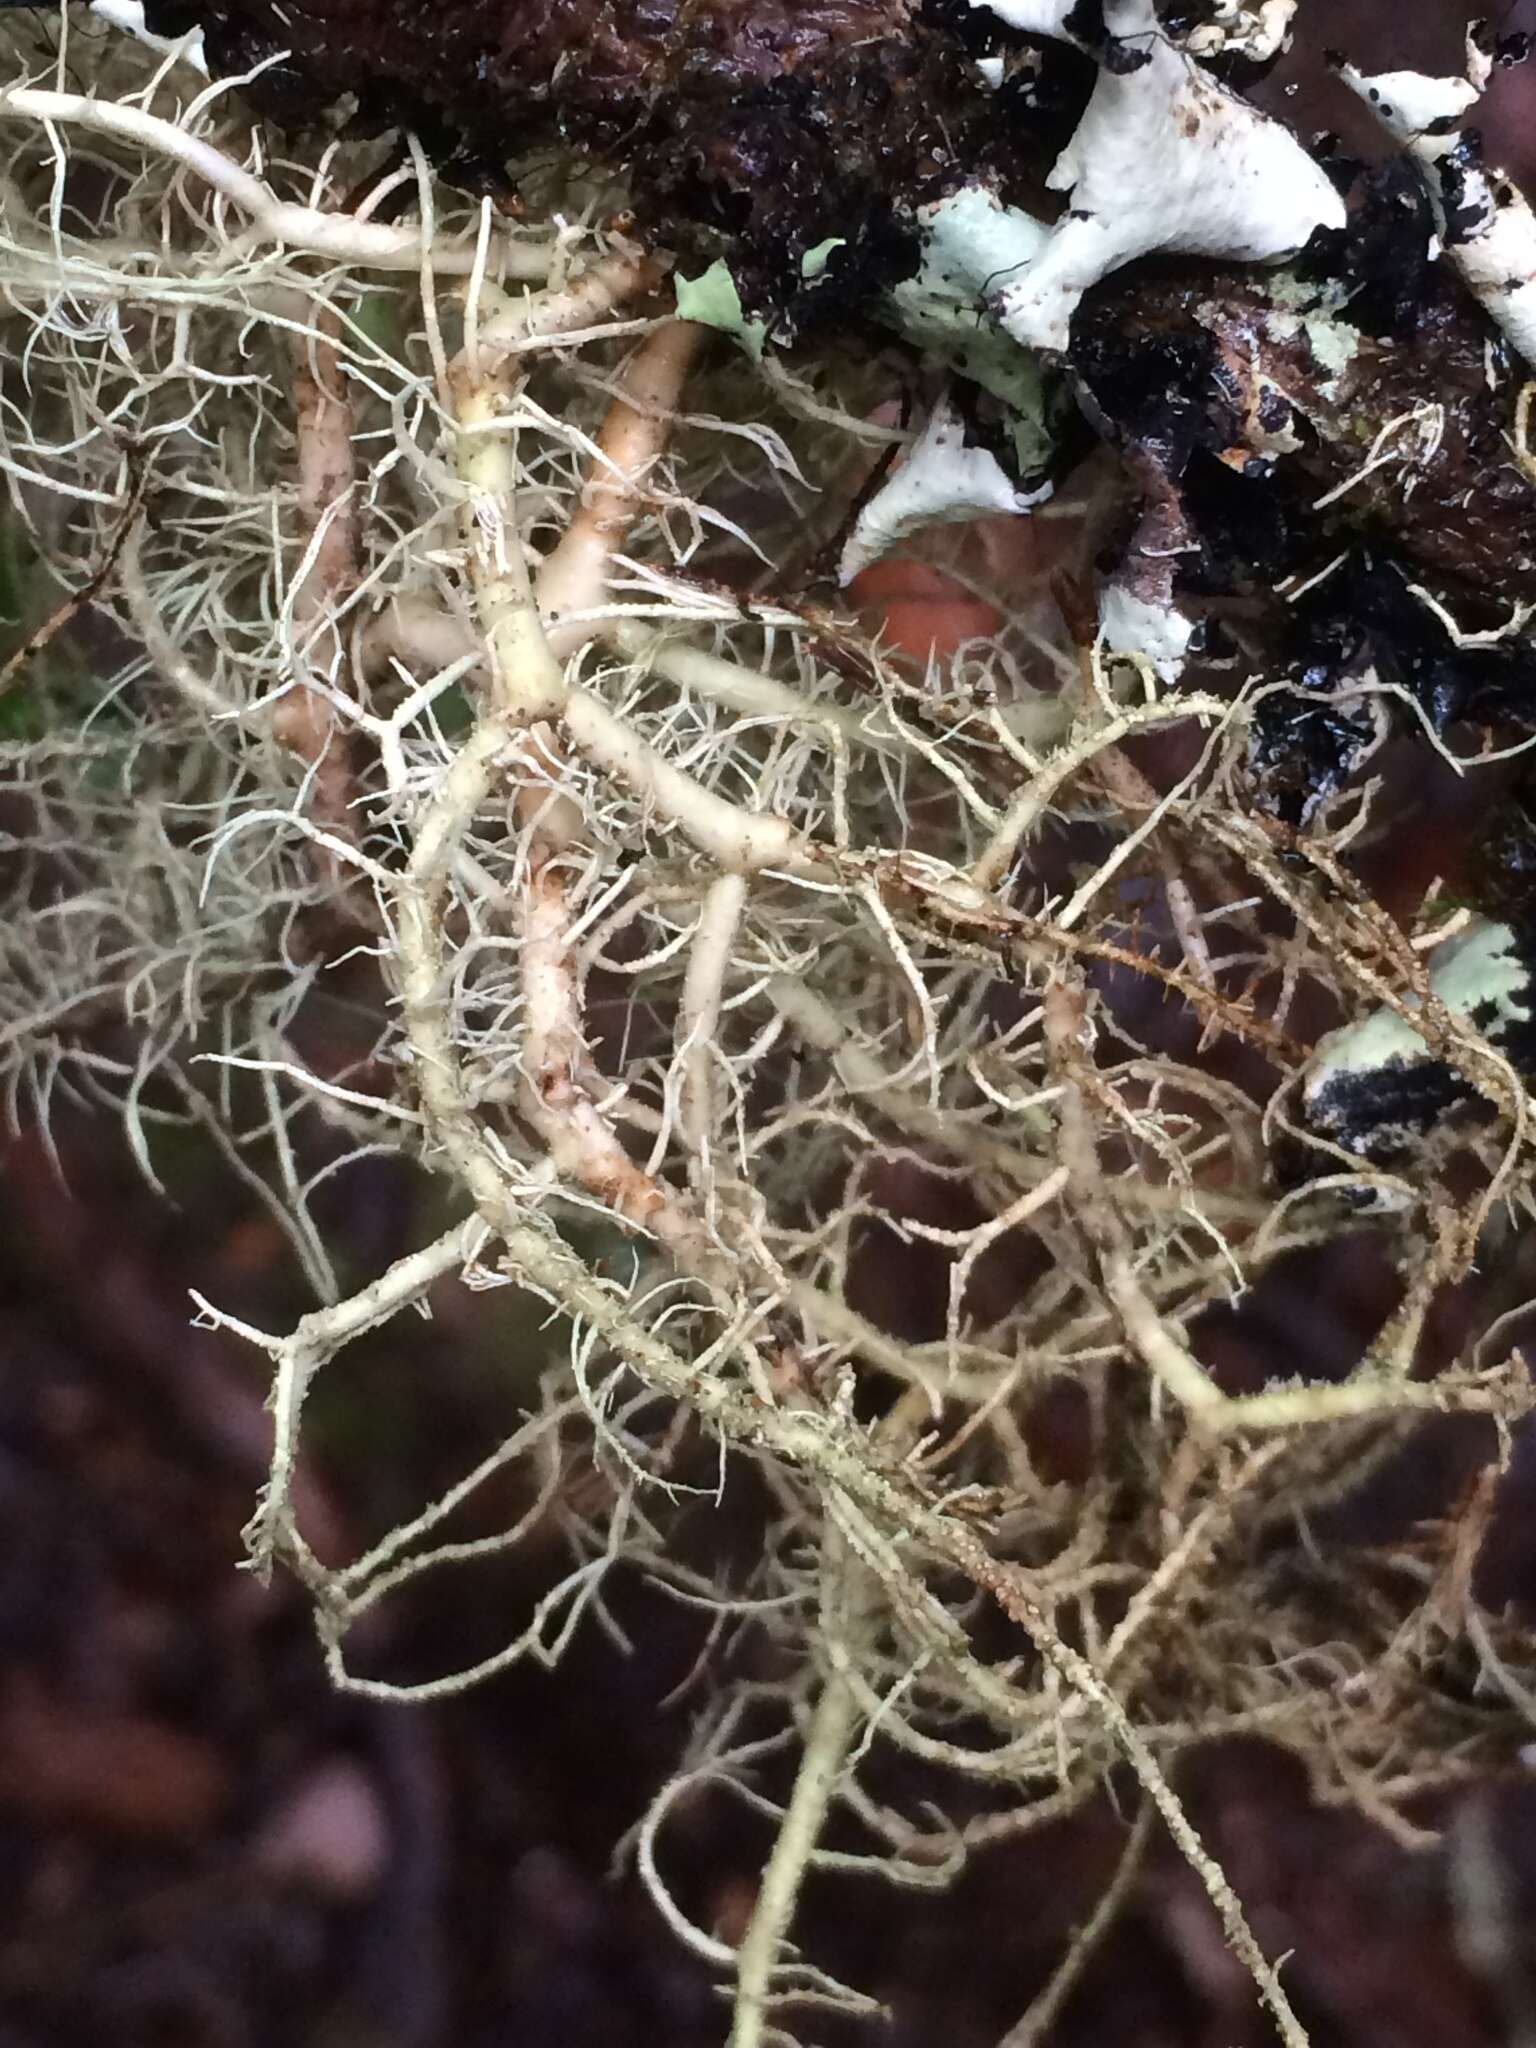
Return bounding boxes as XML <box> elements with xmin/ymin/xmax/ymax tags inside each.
<box><xmin>4</xmin><ymin>2</ymin><xmax>1536</xmax><ymax>2042</ymax></box>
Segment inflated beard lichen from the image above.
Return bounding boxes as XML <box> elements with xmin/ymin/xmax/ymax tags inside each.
<box><xmin>838</xmin><ymin>386</ymin><xmax>1053</xmax><ymax>582</ymax></box>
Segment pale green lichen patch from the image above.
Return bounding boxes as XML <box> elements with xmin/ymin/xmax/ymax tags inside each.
<box><xmin>1308</xmin><ymin>920</ymin><xmax>1533</xmax><ymax>1088</ymax></box>
<box><xmin>800</xmin><ymin>237</ymin><xmax>847</xmax><ymax>282</ymax></box>
<box><xmin>675</xmin><ymin>259</ymin><xmax>769</xmax><ymax>359</ymax></box>
<box><xmin>909</xmin><ymin>185</ymin><xmax>1049</xmax><ymax>300</ymax></box>
<box><xmin>885</xmin><ymin>185</ymin><xmax>1057</xmax><ymax>481</ymax></box>
<box><xmin>1228</xmin><ymin>274</ymin><xmax>1363</xmax><ymax>395</ymax></box>
<box><xmin>1303</xmin><ymin>313</ymin><xmax>1361</xmax><ymax>381</ymax></box>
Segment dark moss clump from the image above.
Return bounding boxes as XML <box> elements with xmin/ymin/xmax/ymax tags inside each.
<box><xmin>1071</xmin><ymin>190</ymin><xmax>1536</xmax><ymax>619</ymax></box>
<box><xmin>1245</xmin><ymin>688</ymin><xmax>1382</xmax><ymax>828</ymax></box>
<box><xmin>1469</xmin><ymin>788</ymin><xmax>1536</xmax><ymax>926</ymax></box>
<box><xmin>1066</xmin><ymin>157</ymin><xmax>1536</xmax><ymax>817</ymax></box>
<box><xmin>1293</xmin><ymin>159</ymin><xmax>1436</xmax><ymax>338</ymax></box>
<box><xmin>142</xmin><ymin>0</ymin><xmax>1069</xmax><ymax>324</ymax></box>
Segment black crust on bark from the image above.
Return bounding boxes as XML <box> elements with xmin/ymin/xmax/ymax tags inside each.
<box><xmin>1304</xmin><ymin>1056</ymin><xmax>1477</xmax><ymax>1162</ymax></box>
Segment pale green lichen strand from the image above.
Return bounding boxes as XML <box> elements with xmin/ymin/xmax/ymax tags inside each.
<box><xmin>674</xmin><ymin>258</ymin><xmax>768</xmax><ymax>359</ymax></box>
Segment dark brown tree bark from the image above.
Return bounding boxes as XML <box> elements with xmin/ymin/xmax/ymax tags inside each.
<box><xmin>144</xmin><ymin>0</ymin><xmax>1062</xmax><ymax>317</ymax></box>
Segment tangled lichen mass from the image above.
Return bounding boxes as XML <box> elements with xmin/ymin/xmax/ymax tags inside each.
<box><xmin>5</xmin><ymin>1</ymin><xmax>1536</xmax><ymax>2041</ymax></box>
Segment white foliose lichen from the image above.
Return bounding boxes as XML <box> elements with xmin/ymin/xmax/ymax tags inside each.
<box><xmin>1182</xmin><ymin>0</ymin><xmax>1297</xmax><ymax>65</ymax></box>
<box><xmin>964</xmin><ymin>0</ymin><xmax>1295</xmax><ymax>57</ymax></box>
<box><xmin>968</xmin><ymin>0</ymin><xmax>1345</xmax><ymax>351</ymax></box>
<box><xmin>1339</xmin><ymin>35</ymin><xmax>1536</xmax><ymax>369</ymax></box>
<box><xmin>965</xmin><ymin>0</ymin><xmax>1080</xmax><ymax>34</ymax></box>
<box><xmin>838</xmin><ymin>389</ymin><xmax>1052</xmax><ymax>584</ymax></box>
<box><xmin>1097</xmin><ymin>581</ymin><xmax>1195</xmax><ymax>681</ymax></box>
